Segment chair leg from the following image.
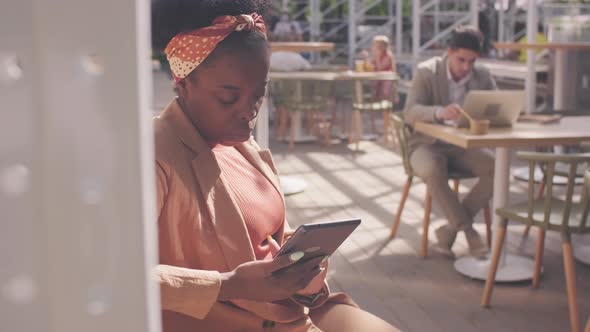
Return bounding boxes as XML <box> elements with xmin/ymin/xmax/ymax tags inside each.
<box><xmin>353</xmin><ymin>111</ymin><xmax>362</xmax><ymax>151</ymax></box>
<box><xmin>452</xmin><ymin>179</ymin><xmax>460</xmax><ymax>193</ymax></box>
<box><xmin>390</xmin><ymin>176</ymin><xmax>413</xmax><ymax>239</ymax></box>
<box><xmin>289</xmin><ymin>112</ymin><xmax>296</xmax><ymax>150</ymax></box>
<box><xmin>330</xmin><ymin>108</ymin><xmax>338</xmax><ymax>141</ymax></box>
<box><xmin>319</xmin><ymin>113</ymin><xmax>332</xmax><ymax>146</ymax></box>
<box><xmin>421</xmin><ymin>188</ymin><xmax>432</xmax><ymax>258</ymax></box>
<box><xmin>536</xmin><ymin>178</ymin><xmax>546</xmax><ymax>199</ymax></box>
<box><xmin>481</xmin><ymin>218</ymin><xmax>509</xmax><ymax>307</ymax></box>
<box><xmin>532</xmin><ymin>228</ymin><xmax>545</xmax><ymax>288</ymax></box>
<box><xmin>370</xmin><ymin>111</ymin><xmax>377</xmax><ymax>135</ymax></box>
<box><xmin>324</xmin><ymin>116</ymin><xmax>332</xmax><ymax>146</ymax></box>
<box><xmin>382</xmin><ymin>111</ymin><xmax>389</xmax><ymax>144</ymax></box>
<box><xmin>341</xmin><ymin>107</ymin><xmax>347</xmax><ymax>138</ymax></box>
<box><xmin>310</xmin><ymin>111</ymin><xmax>319</xmax><ymax>137</ymax></box>
<box><xmin>277</xmin><ymin>107</ymin><xmax>288</xmax><ymax>142</ymax></box>
<box><xmin>483</xmin><ymin>204</ymin><xmax>492</xmax><ymax>249</ymax></box>
<box><xmin>349</xmin><ymin>110</ymin><xmax>359</xmax><ymax>145</ymax></box>
<box><xmin>304</xmin><ymin>112</ymin><xmax>313</xmax><ymax>135</ymax></box>
<box><xmin>524</xmin><ymin>179</ymin><xmax>546</xmax><ymax>237</ymax></box>
<box><xmin>563</xmin><ymin>233</ymin><xmax>581</xmax><ymax>332</ymax></box>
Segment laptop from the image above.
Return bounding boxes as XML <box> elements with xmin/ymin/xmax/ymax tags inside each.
<box><xmin>456</xmin><ymin>90</ymin><xmax>525</xmax><ymax>128</ymax></box>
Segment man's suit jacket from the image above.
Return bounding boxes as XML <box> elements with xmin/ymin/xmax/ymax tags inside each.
<box><xmin>154</xmin><ymin>100</ymin><xmax>352</xmax><ymax>332</ymax></box>
<box><xmin>403</xmin><ymin>55</ymin><xmax>497</xmax><ymax>152</ymax></box>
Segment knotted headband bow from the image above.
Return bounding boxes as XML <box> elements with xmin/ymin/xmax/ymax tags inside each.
<box><xmin>164</xmin><ymin>13</ymin><xmax>267</xmax><ymax>82</ymax></box>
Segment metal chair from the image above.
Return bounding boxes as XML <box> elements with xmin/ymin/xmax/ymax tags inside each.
<box><xmin>389</xmin><ymin>114</ymin><xmax>492</xmax><ymax>257</ymax></box>
<box><xmin>482</xmin><ymin>152</ymin><xmax>590</xmax><ymax>332</ymax></box>
<box><xmin>522</xmin><ymin>143</ymin><xmax>590</xmax><ymax>237</ymax></box>
<box><xmin>350</xmin><ymin>79</ymin><xmax>398</xmax><ymax>149</ymax></box>
<box><xmin>274</xmin><ymin>79</ymin><xmax>335</xmax><ymax>149</ymax></box>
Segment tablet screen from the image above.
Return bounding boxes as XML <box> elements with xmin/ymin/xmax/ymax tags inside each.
<box><xmin>275</xmin><ymin>219</ymin><xmax>361</xmax><ymax>260</ymax></box>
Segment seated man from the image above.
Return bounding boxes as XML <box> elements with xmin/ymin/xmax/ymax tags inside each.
<box><xmin>403</xmin><ymin>26</ymin><xmax>496</xmax><ymax>257</ymax></box>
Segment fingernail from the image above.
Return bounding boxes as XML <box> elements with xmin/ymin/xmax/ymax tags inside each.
<box><xmin>320</xmin><ymin>256</ymin><xmax>329</xmax><ymax>264</ymax></box>
<box><xmin>289</xmin><ymin>251</ymin><xmax>304</xmax><ymax>262</ymax></box>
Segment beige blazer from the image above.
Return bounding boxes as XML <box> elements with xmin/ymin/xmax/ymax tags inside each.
<box><xmin>403</xmin><ymin>55</ymin><xmax>497</xmax><ymax>151</ymax></box>
<box><xmin>154</xmin><ymin>100</ymin><xmax>352</xmax><ymax>332</ymax></box>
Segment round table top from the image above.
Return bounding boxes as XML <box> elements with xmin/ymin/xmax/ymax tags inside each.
<box><xmin>270</xmin><ymin>42</ymin><xmax>335</xmax><ymax>52</ymax></box>
<box><xmin>269</xmin><ymin>70</ymin><xmax>399</xmax><ymax>81</ymax></box>
<box><xmin>494</xmin><ymin>42</ymin><xmax>590</xmax><ymax>50</ymax></box>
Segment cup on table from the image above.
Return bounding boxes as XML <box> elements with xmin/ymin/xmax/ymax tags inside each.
<box><xmin>354</xmin><ymin>60</ymin><xmax>365</xmax><ymax>72</ymax></box>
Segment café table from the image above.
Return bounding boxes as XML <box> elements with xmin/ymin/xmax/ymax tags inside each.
<box><xmin>414</xmin><ymin>116</ymin><xmax>590</xmax><ymax>282</ymax></box>
<box><xmin>268</xmin><ymin>70</ymin><xmax>398</xmax><ymax>145</ymax></box>
<box><xmin>270</xmin><ymin>42</ymin><xmax>335</xmax><ymax>53</ymax></box>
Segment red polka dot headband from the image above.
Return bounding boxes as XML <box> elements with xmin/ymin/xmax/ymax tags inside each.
<box><xmin>164</xmin><ymin>13</ymin><xmax>267</xmax><ymax>83</ymax></box>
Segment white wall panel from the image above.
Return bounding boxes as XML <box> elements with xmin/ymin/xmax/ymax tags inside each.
<box><xmin>1</xmin><ymin>0</ymin><xmax>161</xmax><ymax>331</ymax></box>
<box><xmin>0</xmin><ymin>1</ymin><xmax>48</xmax><ymax>329</ymax></box>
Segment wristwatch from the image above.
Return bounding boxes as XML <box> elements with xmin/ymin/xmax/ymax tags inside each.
<box><xmin>292</xmin><ymin>287</ymin><xmax>328</xmax><ymax>307</ymax></box>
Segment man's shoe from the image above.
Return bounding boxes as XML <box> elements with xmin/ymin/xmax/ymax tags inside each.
<box><xmin>465</xmin><ymin>228</ymin><xmax>488</xmax><ymax>258</ymax></box>
<box><xmin>433</xmin><ymin>225</ymin><xmax>457</xmax><ymax>258</ymax></box>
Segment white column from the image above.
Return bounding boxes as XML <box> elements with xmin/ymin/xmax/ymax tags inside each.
<box><xmin>497</xmin><ymin>0</ymin><xmax>505</xmax><ymax>57</ymax></box>
<box><xmin>498</xmin><ymin>1</ymin><xmax>505</xmax><ymax>42</ymax></box>
<box><xmin>310</xmin><ymin>0</ymin><xmax>321</xmax><ymax>63</ymax></box>
<box><xmin>470</xmin><ymin>0</ymin><xmax>479</xmax><ymax>27</ymax></box>
<box><xmin>412</xmin><ymin>0</ymin><xmax>420</xmax><ymax>63</ymax></box>
<box><xmin>1</xmin><ymin>0</ymin><xmax>161</xmax><ymax>331</ymax></box>
<box><xmin>525</xmin><ymin>0</ymin><xmax>537</xmax><ymax>113</ymax></box>
<box><xmin>396</xmin><ymin>0</ymin><xmax>403</xmax><ymax>56</ymax></box>
<box><xmin>310</xmin><ymin>0</ymin><xmax>321</xmax><ymax>42</ymax></box>
<box><xmin>348</xmin><ymin>0</ymin><xmax>357</xmax><ymax>68</ymax></box>
<box><xmin>434</xmin><ymin>0</ymin><xmax>440</xmax><ymax>37</ymax></box>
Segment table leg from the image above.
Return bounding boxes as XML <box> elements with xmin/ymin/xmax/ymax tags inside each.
<box><xmin>349</xmin><ymin>81</ymin><xmax>363</xmax><ymax>146</ymax></box>
<box><xmin>454</xmin><ymin>147</ymin><xmax>536</xmax><ymax>281</ymax></box>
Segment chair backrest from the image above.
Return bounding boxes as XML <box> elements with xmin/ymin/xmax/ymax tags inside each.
<box><xmin>359</xmin><ymin>79</ymin><xmax>398</xmax><ymax>104</ymax></box>
<box><xmin>390</xmin><ymin>113</ymin><xmax>413</xmax><ymax>176</ymax></box>
<box><xmin>520</xmin><ymin>152</ymin><xmax>590</xmax><ymax>232</ymax></box>
<box><xmin>269</xmin><ymin>79</ymin><xmax>294</xmax><ymax>107</ymax></box>
<box><xmin>285</xmin><ymin>79</ymin><xmax>334</xmax><ymax>111</ymax></box>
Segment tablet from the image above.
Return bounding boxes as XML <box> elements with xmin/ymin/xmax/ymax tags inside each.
<box><xmin>275</xmin><ymin>219</ymin><xmax>362</xmax><ymax>261</ymax></box>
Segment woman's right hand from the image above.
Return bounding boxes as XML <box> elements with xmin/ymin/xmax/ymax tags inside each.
<box><xmin>217</xmin><ymin>253</ymin><xmax>325</xmax><ymax>302</ymax></box>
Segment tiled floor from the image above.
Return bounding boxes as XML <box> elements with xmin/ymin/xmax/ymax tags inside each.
<box><xmin>270</xmin><ymin>138</ymin><xmax>590</xmax><ymax>332</ymax></box>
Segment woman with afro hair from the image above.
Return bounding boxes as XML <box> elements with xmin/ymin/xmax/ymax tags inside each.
<box><xmin>152</xmin><ymin>1</ymin><xmax>400</xmax><ymax>331</ymax></box>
